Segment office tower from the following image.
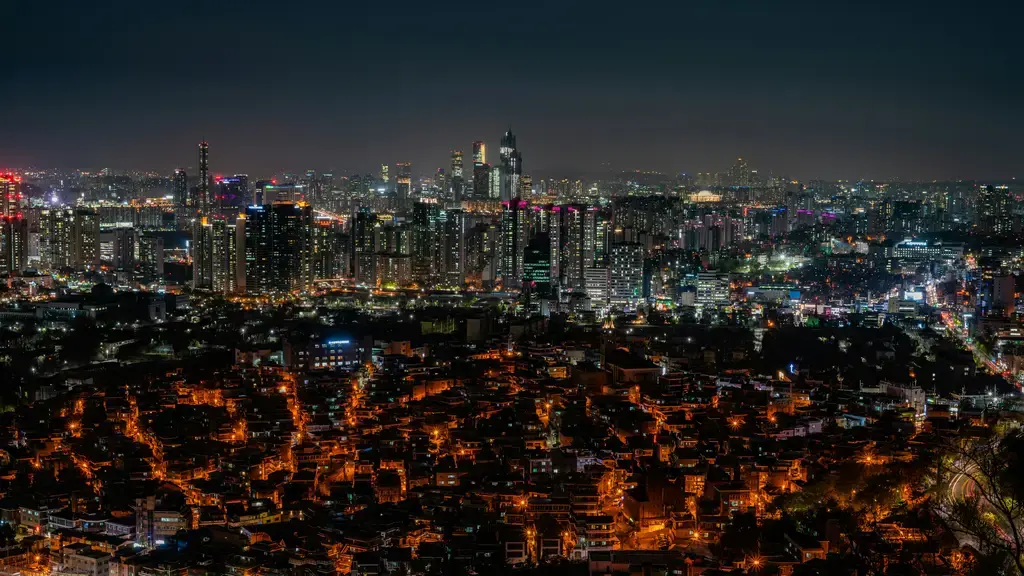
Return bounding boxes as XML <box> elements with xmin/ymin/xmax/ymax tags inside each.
<box><xmin>216</xmin><ymin>175</ymin><xmax>248</xmax><ymax>213</ymax></box>
<box><xmin>522</xmin><ymin>233</ymin><xmax>551</xmax><ymax>295</ymax></box>
<box><xmin>490</xmin><ymin>165</ymin><xmax>501</xmax><ymax>199</ymax></box>
<box><xmin>499</xmin><ymin>198</ymin><xmax>529</xmax><ymax>287</ymax></box>
<box><xmin>380</xmin><ymin>164</ymin><xmax>390</xmax><ymax>184</ymax></box>
<box><xmin>441</xmin><ymin>208</ymin><xmax>464</xmax><ymax>287</ymax></box>
<box><xmin>311</xmin><ymin>215</ymin><xmax>345</xmax><ymax>280</ymax></box>
<box><xmin>584</xmin><ymin>266</ymin><xmax>610</xmax><ymax>305</ymax></box>
<box><xmin>111</xmin><ymin>226</ymin><xmax>137</xmax><ymax>277</ymax></box>
<box><xmin>198</xmin><ymin>141</ymin><xmax>210</xmax><ymax>216</ymax></box>
<box><xmin>244</xmin><ymin>207</ymin><xmax>271</xmax><ymax>293</ymax></box>
<box><xmin>473</xmin><ymin>141</ymin><xmax>486</xmax><ymax>165</ymax></box>
<box><xmin>610</xmin><ymin>243</ymin><xmax>643</xmax><ymax>305</ymax></box>
<box><xmin>350</xmin><ymin>208</ymin><xmax>377</xmax><ymax>285</ymax></box>
<box><xmin>499</xmin><ymin>128</ymin><xmax>522</xmax><ymax>202</ymax></box>
<box><xmin>473</xmin><ymin>163</ymin><xmax>490</xmax><ymax>200</ymax></box>
<box><xmin>412</xmin><ymin>202</ymin><xmax>441</xmax><ymax>284</ymax></box>
<box><xmin>260</xmin><ymin>182</ymin><xmax>305</xmax><ymax>205</ymax></box>
<box><xmin>74</xmin><ymin>208</ymin><xmax>101</xmax><ymax>270</ymax></box>
<box><xmin>450</xmin><ymin>150</ymin><xmax>464</xmax><ymax>202</ymax></box>
<box><xmin>271</xmin><ymin>203</ymin><xmax>312</xmax><ymax>292</ymax></box>
<box><xmin>173</xmin><ymin>169</ymin><xmax>188</xmax><ymax>208</ymax></box>
<box><xmin>242</xmin><ymin>203</ymin><xmax>312</xmax><ymax>294</ymax></box>
<box><xmin>138</xmin><ymin>235</ymin><xmax>165</xmax><ymax>282</ymax></box>
<box><xmin>0</xmin><ymin>216</ymin><xmax>28</xmax><ymax>276</ymax></box>
<box><xmin>395</xmin><ymin>163</ymin><xmax>412</xmax><ymax>208</ymax></box>
<box><xmin>0</xmin><ymin>174</ymin><xmax>21</xmax><ymax>218</ymax></box>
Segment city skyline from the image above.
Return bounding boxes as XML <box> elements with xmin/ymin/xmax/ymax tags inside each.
<box><xmin>1</xmin><ymin>2</ymin><xmax>1021</xmax><ymax>180</ymax></box>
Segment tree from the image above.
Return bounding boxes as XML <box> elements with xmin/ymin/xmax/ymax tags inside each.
<box><xmin>941</xmin><ymin>430</ymin><xmax>1024</xmax><ymax>574</ymax></box>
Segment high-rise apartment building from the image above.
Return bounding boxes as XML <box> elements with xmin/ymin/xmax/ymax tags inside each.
<box><xmin>311</xmin><ymin>215</ymin><xmax>345</xmax><ymax>281</ymax></box>
<box><xmin>976</xmin><ymin>185</ymin><xmax>1014</xmax><ymax>236</ymax></box>
<box><xmin>138</xmin><ymin>235</ymin><xmax>165</xmax><ymax>282</ymax></box>
<box><xmin>197</xmin><ymin>141</ymin><xmax>210</xmax><ymax>216</ymax></box>
<box><xmin>609</xmin><ymin>243</ymin><xmax>644</xmax><ymax>305</ymax></box>
<box><xmin>74</xmin><ymin>208</ymin><xmax>101</xmax><ymax>270</ymax></box>
<box><xmin>0</xmin><ymin>216</ymin><xmax>28</xmax><ymax>276</ymax></box>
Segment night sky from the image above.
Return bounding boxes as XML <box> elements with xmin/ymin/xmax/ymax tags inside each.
<box><xmin>2</xmin><ymin>1</ymin><xmax>1021</xmax><ymax>180</ymax></box>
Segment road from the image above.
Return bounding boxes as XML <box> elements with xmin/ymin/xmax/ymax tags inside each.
<box><xmin>943</xmin><ymin>446</ymin><xmax>1017</xmax><ymax>549</ymax></box>
<box><xmin>938</xmin><ymin>311</ymin><xmax>1019</xmax><ymax>390</ymax></box>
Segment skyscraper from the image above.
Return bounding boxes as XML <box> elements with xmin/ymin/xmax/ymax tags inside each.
<box><xmin>73</xmin><ymin>208</ymin><xmax>101</xmax><ymax>270</ymax></box>
<box><xmin>412</xmin><ymin>202</ymin><xmax>441</xmax><ymax>285</ymax></box>
<box><xmin>244</xmin><ymin>207</ymin><xmax>271</xmax><ymax>293</ymax></box>
<box><xmin>138</xmin><ymin>235</ymin><xmax>165</xmax><ymax>282</ymax></box>
<box><xmin>610</xmin><ymin>242</ymin><xmax>644</xmax><ymax>305</ymax></box>
<box><xmin>111</xmin><ymin>226</ymin><xmax>137</xmax><ymax>278</ymax></box>
<box><xmin>470</xmin><ymin>141</ymin><xmax>488</xmax><ymax>201</ymax></box>
<box><xmin>499</xmin><ymin>128</ymin><xmax>522</xmax><ymax>202</ymax></box>
<box><xmin>520</xmin><ymin>174</ymin><xmax>533</xmax><ymax>197</ymax></box>
<box><xmin>499</xmin><ymin>198</ymin><xmax>529</xmax><ymax>288</ymax></box>
<box><xmin>450</xmin><ymin>150</ymin><xmax>464</xmax><ymax>203</ymax></box>
<box><xmin>311</xmin><ymin>215</ymin><xmax>345</xmax><ymax>281</ymax></box>
<box><xmin>243</xmin><ymin>203</ymin><xmax>312</xmax><ymax>294</ymax></box>
<box><xmin>216</xmin><ymin>175</ymin><xmax>248</xmax><ymax>214</ymax></box>
<box><xmin>976</xmin><ymin>185</ymin><xmax>1014</xmax><ymax>235</ymax></box>
<box><xmin>395</xmin><ymin>162</ymin><xmax>412</xmax><ymax>208</ymax></box>
<box><xmin>350</xmin><ymin>208</ymin><xmax>378</xmax><ymax>286</ymax></box>
<box><xmin>173</xmin><ymin>169</ymin><xmax>188</xmax><ymax>208</ymax></box>
<box><xmin>490</xmin><ymin>165</ymin><xmax>502</xmax><ymax>200</ymax></box>
<box><xmin>41</xmin><ymin>208</ymin><xmax>74</xmax><ymax>270</ymax></box>
<box><xmin>523</xmin><ymin>233</ymin><xmax>552</xmax><ymax>296</ymax></box>
<box><xmin>727</xmin><ymin>157</ymin><xmax>754</xmax><ymax>187</ymax></box>
<box><xmin>441</xmin><ymin>209</ymin><xmax>464</xmax><ymax>287</ymax></box>
<box><xmin>210</xmin><ymin>217</ymin><xmax>238</xmax><ymax>293</ymax></box>
<box><xmin>473</xmin><ymin>163</ymin><xmax>491</xmax><ymax>200</ymax></box>
<box><xmin>380</xmin><ymin>164</ymin><xmax>390</xmax><ymax>184</ymax></box>
<box><xmin>0</xmin><ymin>173</ymin><xmax>22</xmax><ymax>219</ymax></box>
<box><xmin>192</xmin><ymin>218</ymin><xmax>214</xmax><ymax>289</ymax></box>
<box><xmin>0</xmin><ymin>216</ymin><xmax>28</xmax><ymax>276</ymax></box>
<box><xmin>303</xmin><ymin>170</ymin><xmax>323</xmax><ymax>208</ymax></box>
<box><xmin>198</xmin><ymin>141</ymin><xmax>210</xmax><ymax>216</ymax></box>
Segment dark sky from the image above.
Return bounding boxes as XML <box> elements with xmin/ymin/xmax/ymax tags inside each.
<box><xmin>2</xmin><ymin>1</ymin><xmax>1021</xmax><ymax>180</ymax></box>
